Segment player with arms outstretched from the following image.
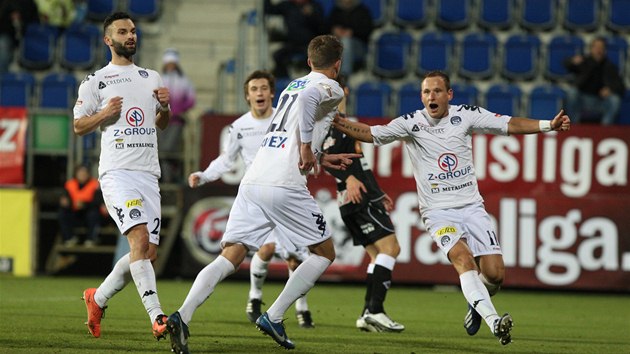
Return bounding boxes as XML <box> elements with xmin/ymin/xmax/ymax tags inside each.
<box><xmin>333</xmin><ymin>70</ymin><xmax>571</xmax><ymax>345</ymax></box>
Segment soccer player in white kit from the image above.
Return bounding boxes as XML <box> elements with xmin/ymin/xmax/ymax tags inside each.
<box><xmin>187</xmin><ymin>70</ymin><xmax>315</xmax><ymax>328</ymax></box>
<box><xmin>166</xmin><ymin>35</ymin><xmax>358</xmax><ymax>353</ymax></box>
<box><xmin>333</xmin><ymin>71</ymin><xmax>571</xmax><ymax>345</ymax></box>
<box><xmin>73</xmin><ymin>12</ymin><xmax>171</xmax><ymax>340</ymax></box>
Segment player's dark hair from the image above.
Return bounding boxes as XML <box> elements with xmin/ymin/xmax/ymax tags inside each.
<box><xmin>243</xmin><ymin>70</ymin><xmax>275</xmax><ymax>101</ymax></box>
<box><xmin>424</xmin><ymin>70</ymin><xmax>451</xmax><ymax>91</ymax></box>
<box><xmin>103</xmin><ymin>12</ymin><xmax>132</xmax><ymax>34</ymax></box>
<box><xmin>308</xmin><ymin>35</ymin><xmax>343</xmax><ymax>69</ymax></box>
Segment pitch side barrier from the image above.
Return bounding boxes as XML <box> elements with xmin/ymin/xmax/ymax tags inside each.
<box><xmin>179</xmin><ymin>114</ymin><xmax>630</xmax><ymax>292</ymax></box>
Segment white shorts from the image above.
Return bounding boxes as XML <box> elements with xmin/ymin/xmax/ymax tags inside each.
<box><xmin>422</xmin><ymin>202</ymin><xmax>502</xmax><ymax>258</ymax></box>
<box><xmin>100</xmin><ymin>170</ymin><xmax>161</xmax><ymax>245</ymax></box>
<box><xmin>221</xmin><ymin>184</ymin><xmax>331</xmax><ymax>252</ymax></box>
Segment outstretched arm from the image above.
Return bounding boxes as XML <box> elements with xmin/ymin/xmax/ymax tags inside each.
<box><xmin>508</xmin><ymin>110</ymin><xmax>571</xmax><ymax>135</ymax></box>
<box><xmin>332</xmin><ymin>114</ymin><xmax>374</xmax><ymax>143</ymax></box>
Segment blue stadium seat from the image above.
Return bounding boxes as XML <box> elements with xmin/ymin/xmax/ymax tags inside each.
<box><xmin>393</xmin><ymin>0</ymin><xmax>429</xmax><ymax>28</ymax></box>
<box><xmin>0</xmin><ymin>72</ymin><xmax>36</xmax><ymax>107</ymax></box>
<box><xmin>563</xmin><ymin>0</ymin><xmax>599</xmax><ymax>32</ymax></box>
<box><xmin>86</xmin><ymin>0</ymin><xmax>118</xmax><ymax>22</ymax></box>
<box><xmin>127</xmin><ymin>0</ymin><xmax>161</xmax><ymax>22</ymax></box>
<box><xmin>618</xmin><ymin>90</ymin><xmax>630</xmax><ymax>125</ymax></box>
<box><xmin>353</xmin><ymin>81</ymin><xmax>392</xmax><ymax>118</ymax></box>
<box><xmin>436</xmin><ymin>0</ymin><xmax>472</xmax><ymax>30</ymax></box>
<box><xmin>314</xmin><ymin>0</ymin><xmax>335</xmax><ymax>18</ymax></box>
<box><xmin>59</xmin><ymin>24</ymin><xmax>100</xmax><ymax>71</ymax></box>
<box><xmin>484</xmin><ymin>84</ymin><xmax>521</xmax><ymax>116</ymax></box>
<box><xmin>416</xmin><ymin>31</ymin><xmax>456</xmax><ymax>76</ymax></box>
<box><xmin>502</xmin><ymin>34</ymin><xmax>541</xmax><ymax>81</ymax></box>
<box><xmin>478</xmin><ymin>0</ymin><xmax>513</xmax><ymax>30</ymax></box>
<box><xmin>18</xmin><ymin>24</ymin><xmax>58</xmax><ymax>71</ymax></box>
<box><xmin>606</xmin><ymin>36</ymin><xmax>628</xmax><ymax>77</ymax></box>
<box><xmin>450</xmin><ymin>83</ymin><xmax>479</xmax><ymax>106</ymax></box>
<box><xmin>396</xmin><ymin>82</ymin><xmax>420</xmax><ymax>116</ymax></box>
<box><xmin>362</xmin><ymin>0</ymin><xmax>387</xmax><ymax>27</ymax></box>
<box><xmin>519</xmin><ymin>0</ymin><xmax>557</xmax><ymax>32</ymax></box>
<box><xmin>458</xmin><ymin>32</ymin><xmax>498</xmax><ymax>80</ymax></box>
<box><xmin>545</xmin><ymin>34</ymin><xmax>584</xmax><ymax>81</ymax></box>
<box><xmin>39</xmin><ymin>73</ymin><xmax>78</xmax><ymax>109</ymax></box>
<box><xmin>371</xmin><ymin>31</ymin><xmax>413</xmax><ymax>79</ymax></box>
<box><xmin>527</xmin><ymin>85</ymin><xmax>566</xmax><ymax>118</ymax></box>
<box><xmin>606</xmin><ymin>0</ymin><xmax>630</xmax><ymax>33</ymax></box>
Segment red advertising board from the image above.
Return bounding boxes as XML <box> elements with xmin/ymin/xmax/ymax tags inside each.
<box><xmin>182</xmin><ymin>114</ymin><xmax>630</xmax><ymax>292</ymax></box>
<box><xmin>0</xmin><ymin>107</ymin><xmax>28</xmax><ymax>185</ymax></box>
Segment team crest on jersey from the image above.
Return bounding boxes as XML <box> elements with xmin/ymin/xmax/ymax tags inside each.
<box><xmin>115</xmin><ymin>138</ymin><xmax>124</xmax><ymax>149</ymax></box>
<box><xmin>440</xmin><ymin>235</ymin><xmax>451</xmax><ymax>247</ymax></box>
<box><xmin>138</xmin><ymin>70</ymin><xmax>148</xmax><ymax>78</ymax></box>
<box><xmin>450</xmin><ymin>116</ymin><xmax>462</xmax><ymax>125</ymax></box>
<box><xmin>126</xmin><ymin>107</ymin><xmax>145</xmax><ymax>126</ymax></box>
<box><xmin>438</xmin><ymin>153</ymin><xmax>458</xmax><ymax>172</ymax></box>
<box><xmin>98</xmin><ymin>81</ymin><xmax>106</xmax><ymax>89</ymax></box>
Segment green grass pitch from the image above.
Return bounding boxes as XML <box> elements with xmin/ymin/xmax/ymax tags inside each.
<box><xmin>0</xmin><ymin>276</ymin><xmax>628</xmax><ymax>353</ymax></box>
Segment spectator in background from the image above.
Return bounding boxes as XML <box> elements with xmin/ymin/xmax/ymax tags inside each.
<box><xmin>564</xmin><ymin>37</ymin><xmax>625</xmax><ymax>125</ymax></box>
<box><xmin>326</xmin><ymin>0</ymin><xmax>373</xmax><ymax>76</ymax></box>
<box><xmin>264</xmin><ymin>0</ymin><xmax>324</xmax><ymax>78</ymax></box>
<box><xmin>159</xmin><ymin>48</ymin><xmax>196</xmax><ymax>183</ymax></box>
<box><xmin>0</xmin><ymin>0</ymin><xmax>39</xmax><ymax>74</ymax></box>
<box><xmin>35</xmin><ymin>0</ymin><xmax>75</xmax><ymax>32</ymax></box>
<box><xmin>59</xmin><ymin>165</ymin><xmax>104</xmax><ymax>247</ymax></box>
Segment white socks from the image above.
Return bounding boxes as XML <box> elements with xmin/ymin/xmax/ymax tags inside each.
<box><xmin>267</xmin><ymin>254</ymin><xmax>331</xmax><ymax>322</ymax></box>
<box><xmin>249</xmin><ymin>252</ymin><xmax>269</xmax><ymax>300</ymax></box>
<box><xmin>374</xmin><ymin>253</ymin><xmax>396</xmax><ymax>270</ymax></box>
<box><xmin>94</xmin><ymin>253</ymin><xmax>132</xmax><ymax>308</ymax></box>
<box><xmin>289</xmin><ymin>269</ymin><xmax>309</xmax><ymax>312</ymax></box>
<box><xmin>460</xmin><ymin>270</ymin><xmax>500</xmax><ymax>332</ymax></box>
<box><xmin>129</xmin><ymin>259</ymin><xmax>163</xmax><ymax>322</ymax></box>
<box><xmin>178</xmin><ymin>255</ymin><xmax>235</xmax><ymax>324</ymax></box>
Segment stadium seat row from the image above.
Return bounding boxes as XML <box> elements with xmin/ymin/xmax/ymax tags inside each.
<box><xmin>18</xmin><ymin>23</ymin><xmax>142</xmax><ymax>72</ymax></box>
<box><xmin>350</xmin><ymin>80</ymin><xmax>630</xmax><ymax>125</ymax></box>
<box><xmin>315</xmin><ymin>0</ymin><xmax>630</xmax><ymax>33</ymax></box>
<box><xmin>0</xmin><ymin>72</ymin><xmax>77</xmax><ymax>109</ymax></box>
<box><xmin>86</xmin><ymin>0</ymin><xmax>162</xmax><ymax>22</ymax></box>
<box><xmin>369</xmin><ymin>31</ymin><xmax>628</xmax><ymax>81</ymax></box>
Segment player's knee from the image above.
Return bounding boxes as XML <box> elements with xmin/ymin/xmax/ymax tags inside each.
<box><xmin>482</xmin><ymin>270</ymin><xmax>504</xmax><ymax>286</ymax></box>
<box><xmin>286</xmin><ymin>257</ymin><xmax>300</xmax><ymax>270</ymax></box>
<box><xmin>258</xmin><ymin>243</ymin><xmax>275</xmax><ymax>261</ymax></box>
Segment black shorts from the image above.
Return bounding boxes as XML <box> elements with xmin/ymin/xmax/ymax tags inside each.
<box><xmin>341</xmin><ymin>200</ymin><xmax>395</xmax><ymax>247</ymax></box>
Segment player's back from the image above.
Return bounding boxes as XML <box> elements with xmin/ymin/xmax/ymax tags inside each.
<box><xmin>242</xmin><ymin>72</ymin><xmax>343</xmax><ymax>188</ymax></box>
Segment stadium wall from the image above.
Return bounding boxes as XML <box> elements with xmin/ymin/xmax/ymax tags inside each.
<box><xmin>179</xmin><ymin>114</ymin><xmax>630</xmax><ymax>292</ymax></box>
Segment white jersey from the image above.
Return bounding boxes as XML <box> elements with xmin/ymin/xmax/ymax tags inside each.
<box><xmin>242</xmin><ymin>72</ymin><xmax>344</xmax><ymax>187</ymax></box>
<box><xmin>73</xmin><ymin>63</ymin><xmax>164</xmax><ymax>178</ymax></box>
<box><xmin>371</xmin><ymin>105</ymin><xmax>511</xmax><ymax>212</ymax></box>
<box><xmin>199</xmin><ymin>110</ymin><xmax>274</xmax><ymax>183</ymax></box>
